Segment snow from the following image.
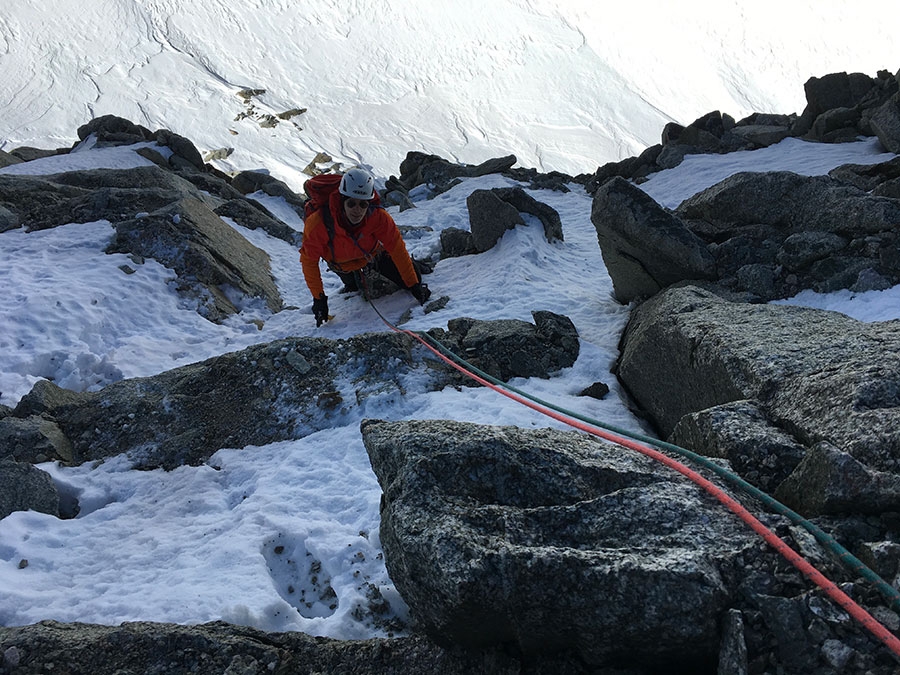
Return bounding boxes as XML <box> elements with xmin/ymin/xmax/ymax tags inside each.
<box><xmin>1</xmin><ymin>1</ymin><xmax>898</xmax><ymax>182</ymax></box>
<box><xmin>0</xmin><ymin>0</ymin><xmax>899</xmax><ymax>641</ymax></box>
<box><xmin>1</xmin><ymin>135</ymin><xmax>898</xmax><ymax>637</ymax></box>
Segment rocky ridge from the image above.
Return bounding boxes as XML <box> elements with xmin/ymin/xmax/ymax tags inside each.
<box><xmin>2</xmin><ymin>68</ymin><xmax>900</xmax><ymax>674</ymax></box>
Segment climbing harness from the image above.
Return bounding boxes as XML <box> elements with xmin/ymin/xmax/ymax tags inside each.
<box><xmin>358</xmin><ymin>286</ymin><xmax>900</xmax><ymax>660</ymax></box>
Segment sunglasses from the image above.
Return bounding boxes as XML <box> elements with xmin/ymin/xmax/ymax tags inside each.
<box><xmin>345</xmin><ymin>198</ymin><xmax>370</xmax><ymax>210</ymax></box>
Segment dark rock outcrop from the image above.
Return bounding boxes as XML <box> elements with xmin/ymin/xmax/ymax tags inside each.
<box><xmin>230</xmin><ymin>170</ymin><xmax>306</xmax><ymax>208</ymax></box>
<box><xmin>674</xmin><ymin>170</ymin><xmax>900</xmax><ymax>299</ymax></box>
<box><xmin>0</xmin><ymin>149</ymin><xmax>24</xmax><ymax>169</ymax></box>
<box><xmin>456</xmin><ymin>186</ymin><xmax>562</xmax><ymax>255</ymax></box>
<box><xmin>438</xmin><ymin>226</ymin><xmax>477</xmax><ymax>258</ymax></box>
<box><xmin>363</xmin><ymin>418</ymin><xmax>759</xmax><ymax>669</ymax></box>
<box><xmin>427</xmin><ymin>311</ymin><xmax>579</xmax><ymax>381</ymax></box>
<box><xmin>591</xmin><ymin>177</ymin><xmax>716</xmax><ymax>303</ymax></box>
<box><xmin>0</xmin><ymin>620</ymin><xmax>606</xmax><ymax>675</ymax></box>
<box><xmin>590</xmin><ymin>166</ymin><xmax>900</xmax><ymax>304</ymax></box>
<box><xmin>6</xmin><ymin>312</ymin><xmax>579</xmax><ymax>470</ymax></box>
<box><xmin>106</xmin><ymin>196</ymin><xmax>283</xmax><ymax>321</ymax></box>
<box><xmin>0</xmin><ymin>456</ymin><xmax>59</xmax><ymax>520</ymax></box>
<box><xmin>616</xmin><ymin>285</ymin><xmax>900</xmax><ymax>514</ymax></box>
<box><xmin>792</xmin><ymin>70</ymin><xmax>899</xmax><ymax>141</ymax></box>
<box><xmin>213</xmin><ymin>198</ymin><xmax>303</xmax><ymax>247</ymax></box>
<box><xmin>465</xmin><ymin>188</ymin><xmax>524</xmax><ymax>251</ymax></box>
<box><xmin>395</xmin><ymin>152</ymin><xmax>517</xmax><ymax>196</ymax></box>
<box><xmin>585</xmin><ymin>69</ymin><xmax>899</xmax><ymax>190</ymax></box>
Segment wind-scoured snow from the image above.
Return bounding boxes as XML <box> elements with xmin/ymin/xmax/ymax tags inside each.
<box><xmin>1</xmin><ymin>1</ymin><xmax>898</xmax><ymax>183</ymax></box>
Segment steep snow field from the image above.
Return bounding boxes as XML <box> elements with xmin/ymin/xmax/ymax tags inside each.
<box><xmin>2</xmin><ymin>0</ymin><xmax>898</xmax><ymax>182</ymax></box>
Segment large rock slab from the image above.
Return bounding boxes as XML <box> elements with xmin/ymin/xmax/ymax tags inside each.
<box><xmin>7</xmin><ymin>313</ymin><xmax>579</xmax><ymax>470</ymax></box>
<box><xmin>0</xmin><ymin>456</ymin><xmax>59</xmax><ymax>520</ymax></box>
<box><xmin>10</xmin><ymin>333</ymin><xmax>430</xmax><ymax>469</ymax></box>
<box><xmin>106</xmin><ymin>196</ymin><xmax>283</xmax><ymax>321</ymax></box>
<box><xmin>617</xmin><ymin>285</ymin><xmax>900</xmax><ymax>512</ymax></box>
<box><xmin>363</xmin><ymin>418</ymin><xmax>759</xmax><ymax>669</ymax></box>
<box><xmin>591</xmin><ymin>177</ymin><xmax>716</xmax><ymax>303</ymax></box>
<box><xmin>0</xmin><ymin>620</ymin><xmax>600</xmax><ymax>675</ymax></box>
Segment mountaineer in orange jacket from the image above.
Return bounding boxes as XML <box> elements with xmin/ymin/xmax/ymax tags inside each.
<box><xmin>300</xmin><ymin>167</ymin><xmax>431</xmax><ymax>326</ymax></box>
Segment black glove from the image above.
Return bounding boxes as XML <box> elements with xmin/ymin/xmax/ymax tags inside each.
<box><xmin>312</xmin><ymin>294</ymin><xmax>329</xmax><ymax>327</ymax></box>
<box><xmin>409</xmin><ymin>282</ymin><xmax>431</xmax><ymax>305</ymax></box>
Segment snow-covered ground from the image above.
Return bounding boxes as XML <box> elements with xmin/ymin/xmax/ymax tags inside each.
<box><xmin>0</xmin><ymin>135</ymin><xmax>898</xmax><ymax>636</ymax></box>
<box><xmin>2</xmin><ymin>1</ymin><xmax>898</xmax><ymax>183</ymax></box>
<box><xmin>1</xmin><ymin>0</ymin><xmax>899</xmax><ymax>640</ymax></box>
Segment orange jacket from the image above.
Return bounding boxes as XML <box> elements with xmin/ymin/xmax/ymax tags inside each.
<box><xmin>299</xmin><ymin>192</ymin><xmax>418</xmax><ymax>298</ymax></box>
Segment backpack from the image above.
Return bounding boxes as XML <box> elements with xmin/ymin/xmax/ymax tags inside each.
<box><xmin>303</xmin><ymin>173</ymin><xmax>344</xmax><ymax>221</ymax></box>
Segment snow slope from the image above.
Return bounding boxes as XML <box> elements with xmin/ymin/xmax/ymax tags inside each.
<box><xmin>2</xmin><ymin>0</ymin><xmax>898</xmax><ymax>184</ymax></box>
<box><xmin>1</xmin><ymin>136</ymin><xmax>898</xmax><ymax>637</ymax></box>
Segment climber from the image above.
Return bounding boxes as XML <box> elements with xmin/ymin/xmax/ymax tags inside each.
<box><xmin>300</xmin><ymin>167</ymin><xmax>431</xmax><ymax>326</ymax></box>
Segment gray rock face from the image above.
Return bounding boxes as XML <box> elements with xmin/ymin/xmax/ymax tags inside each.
<box><xmin>428</xmin><ymin>311</ymin><xmax>580</xmax><ymax>381</ymax></box>
<box><xmin>670</xmin><ymin>400</ymin><xmax>805</xmax><ymax>494</ymax></box>
<box><xmin>774</xmin><ymin>442</ymin><xmax>900</xmax><ymax>516</ymax></box>
<box><xmin>106</xmin><ymin>196</ymin><xmax>283</xmax><ymax>321</ymax></box>
<box><xmin>617</xmin><ymin>285</ymin><xmax>900</xmax><ymax>513</ymax></box>
<box><xmin>0</xmin><ymin>456</ymin><xmax>59</xmax><ymax>520</ymax></box>
<box><xmin>6</xmin><ymin>312</ymin><xmax>579</xmax><ymax>470</ymax></box>
<box><xmin>871</xmin><ymin>96</ymin><xmax>900</xmax><ymax>153</ymax></box>
<box><xmin>599</xmin><ymin>169</ymin><xmax>900</xmax><ymax>302</ymax></box>
<box><xmin>0</xmin><ymin>620</ymin><xmax>595</xmax><ymax>675</ymax></box>
<box><xmin>362</xmin><ymin>419</ymin><xmax>759</xmax><ymax>668</ymax></box>
<box><xmin>0</xmin><ymin>415</ymin><xmax>73</xmax><ymax>463</ymax></box>
<box><xmin>591</xmin><ymin>177</ymin><xmax>716</xmax><ymax>302</ymax></box>
<box><xmin>0</xmin><ymin>165</ymin><xmax>205</xmax><ymax>231</ymax></box>
<box><xmin>464</xmin><ymin>187</ymin><xmax>562</xmax><ymax>252</ymax></box>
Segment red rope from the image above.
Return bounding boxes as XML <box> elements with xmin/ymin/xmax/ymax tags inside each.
<box><xmin>384</xmin><ymin>318</ymin><xmax>900</xmax><ymax>659</ymax></box>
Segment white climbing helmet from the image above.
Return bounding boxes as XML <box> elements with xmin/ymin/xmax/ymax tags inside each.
<box><xmin>339</xmin><ymin>167</ymin><xmax>375</xmax><ymax>200</ymax></box>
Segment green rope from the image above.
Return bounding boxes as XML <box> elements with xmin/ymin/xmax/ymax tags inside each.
<box><xmin>356</xmin><ymin>274</ymin><xmax>900</xmax><ymax>614</ymax></box>
<box><xmin>411</xmin><ymin>326</ymin><xmax>900</xmax><ymax>614</ymax></box>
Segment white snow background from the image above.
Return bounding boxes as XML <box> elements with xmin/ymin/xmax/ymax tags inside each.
<box><xmin>1</xmin><ymin>0</ymin><xmax>899</xmax><ymax>640</ymax></box>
